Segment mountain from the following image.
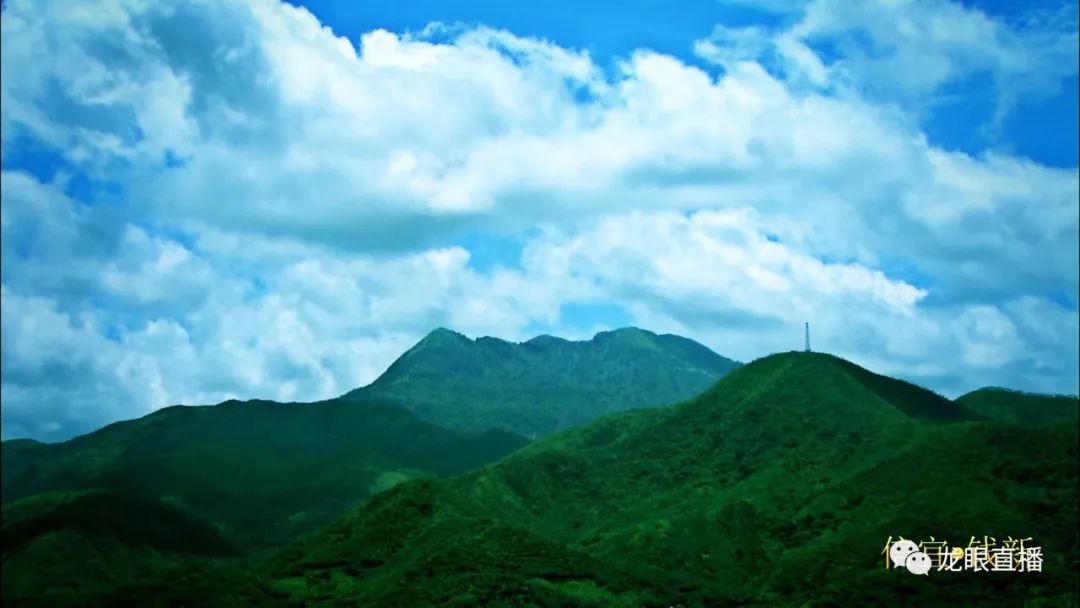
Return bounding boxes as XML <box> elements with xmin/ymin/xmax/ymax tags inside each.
<box><xmin>956</xmin><ymin>386</ymin><xmax>1079</xmax><ymax>426</ymax></box>
<box><xmin>261</xmin><ymin>352</ymin><xmax>1078</xmax><ymax>607</ymax></box>
<box><xmin>0</xmin><ymin>325</ymin><xmax>739</xmax><ymax>551</ymax></box>
<box><xmin>346</xmin><ymin>326</ymin><xmax>741</xmax><ymax>438</ymax></box>
<box><xmin>2</xmin><ymin>489</ymin><xmax>277</xmax><ymax>606</ymax></box>
<box><xmin>5</xmin><ymin>344</ymin><xmax>1075</xmax><ymax>606</ymax></box>
<box><xmin>1</xmin><ymin>397</ymin><xmax>527</xmax><ymax>552</ymax></box>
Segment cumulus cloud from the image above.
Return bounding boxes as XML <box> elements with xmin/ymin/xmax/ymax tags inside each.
<box><xmin>520</xmin><ymin>209</ymin><xmax>1077</xmax><ymax>396</ymax></box>
<box><xmin>703</xmin><ymin>0</ymin><xmax>1079</xmax><ymax>128</ymax></box>
<box><xmin>0</xmin><ymin>0</ymin><xmax>1076</xmax><ymax>440</ymax></box>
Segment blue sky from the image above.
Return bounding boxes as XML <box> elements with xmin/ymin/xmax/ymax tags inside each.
<box><xmin>1</xmin><ymin>0</ymin><xmax>1077</xmax><ymax>441</ymax></box>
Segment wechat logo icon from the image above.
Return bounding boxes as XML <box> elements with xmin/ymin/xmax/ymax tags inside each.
<box><xmin>905</xmin><ymin>551</ymin><xmax>932</xmax><ymax>575</ymax></box>
<box><xmin>886</xmin><ymin>538</ymin><xmax>931</xmax><ymax>575</ymax></box>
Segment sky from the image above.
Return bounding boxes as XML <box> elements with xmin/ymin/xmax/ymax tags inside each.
<box><xmin>1</xmin><ymin>0</ymin><xmax>1077</xmax><ymax>441</ymax></box>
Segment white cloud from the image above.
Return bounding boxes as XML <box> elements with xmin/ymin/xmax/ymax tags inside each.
<box><xmin>700</xmin><ymin>0</ymin><xmax>1078</xmax><ymax>131</ymax></box>
<box><xmin>100</xmin><ymin>225</ymin><xmax>215</xmax><ymax>306</ymax></box>
<box><xmin>791</xmin><ymin>0</ymin><xmax>1078</xmax><ymax>124</ymax></box>
<box><xmin>525</xmin><ymin>210</ymin><xmax>922</xmax><ymax>359</ymax></box>
<box><xmin>693</xmin><ymin>25</ymin><xmax>774</xmax><ymax>67</ymax></box>
<box><xmin>0</xmin><ymin>0</ymin><xmax>1077</xmax><ymax>439</ymax></box>
<box><xmin>954</xmin><ymin>305</ymin><xmax>1022</xmax><ymax>368</ymax></box>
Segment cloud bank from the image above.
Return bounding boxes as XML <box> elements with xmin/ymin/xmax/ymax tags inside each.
<box><xmin>1</xmin><ymin>0</ymin><xmax>1077</xmax><ymax>440</ymax></box>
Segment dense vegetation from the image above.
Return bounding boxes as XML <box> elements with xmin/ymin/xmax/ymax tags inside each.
<box><xmin>2</xmin><ymin>343</ymin><xmax>1076</xmax><ymax>606</ymax></box>
<box><xmin>347</xmin><ymin>327</ymin><xmax>741</xmax><ymax>438</ymax></box>
<box><xmin>263</xmin><ymin>352</ymin><xmax>1077</xmax><ymax>606</ymax></box>
<box><xmin>2</xmin><ymin>398</ymin><xmax>527</xmax><ymax>551</ymax></box>
<box><xmin>956</xmin><ymin>386</ymin><xmax>1079</xmax><ymax>426</ymax></box>
<box><xmin>0</xmin><ymin>490</ymin><xmax>280</xmax><ymax>606</ymax></box>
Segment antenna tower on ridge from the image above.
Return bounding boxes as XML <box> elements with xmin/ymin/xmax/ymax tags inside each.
<box><xmin>805</xmin><ymin>322</ymin><xmax>811</xmax><ymax>352</ymax></box>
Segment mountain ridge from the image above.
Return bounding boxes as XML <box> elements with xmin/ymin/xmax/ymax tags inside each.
<box><xmin>0</xmin><ymin>326</ymin><xmax>742</xmax><ymax>557</ymax></box>
<box><xmin>346</xmin><ymin>325</ymin><xmax>742</xmax><ymax>438</ymax></box>
<box><xmin>955</xmin><ymin>385</ymin><xmax>1079</xmax><ymax>426</ymax></box>
<box><xmin>3</xmin><ymin>346</ymin><xmax>1076</xmax><ymax>605</ymax></box>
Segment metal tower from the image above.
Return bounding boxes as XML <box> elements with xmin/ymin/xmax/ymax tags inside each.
<box><xmin>805</xmin><ymin>322</ymin><xmax>810</xmax><ymax>352</ymax></box>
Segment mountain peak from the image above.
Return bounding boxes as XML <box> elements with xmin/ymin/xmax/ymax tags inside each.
<box><xmin>421</xmin><ymin>327</ymin><xmax>471</xmax><ymax>343</ymax></box>
<box><xmin>411</xmin><ymin>327</ymin><xmax>481</xmax><ymax>351</ymax></box>
<box><xmin>522</xmin><ymin>334</ymin><xmax>566</xmax><ymax>346</ymax></box>
<box><xmin>592</xmin><ymin>326</ymin><xmax>659</xmax><ymax>346</ymax></box>
<box><xmin>711</xmin><ymin>350</ymin><xmax>978</xmax><ymax>423</ymax></box>
<box><xmin>596</xmin><ymin>326</ymin><xmax>654</xmax><ymax>338</ymax></box>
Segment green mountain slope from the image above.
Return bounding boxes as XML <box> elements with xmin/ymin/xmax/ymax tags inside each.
<box><xmin>346</xmin><ymin>326</ymin><xmax>741</xmax><ymax>438</ymax></box>
<box><xmin>3</xmin><ymin>489</ymin><xmax>236</xmax><ymax>557</ymax></box>
<box><xmin>956</xmin><ymin>386</ymin><xmax>1079</xmax><ymax>426</ymax></box>
<box><xmin>2</xmin><ymin>490</ymin><xmax>276</xmax><ymax>607</ymax></box>
<box><xmin>265</xmin><ymin>352</ymin><xmax>1077</xmax><ymax>607</ymax></box>
<box><xmin>1</xmin><ymin>397</ymin><xmax>527</xmax><ymax>551</ymax></box>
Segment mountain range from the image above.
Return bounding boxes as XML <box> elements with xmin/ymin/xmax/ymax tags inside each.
<box><xmin>2</xmin><ymin>328</ymin><xmax>738</xmax><ymax>551</ymax></box>
<box><xmin>262</xmin><ymin>351</ymin><xmax>1078</xmax><ymax>606</ymax></box>
<box><xmin>2</xmin><ymin>327</ymin><xmax>1077</xmax><ymax>606</ymax></box>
